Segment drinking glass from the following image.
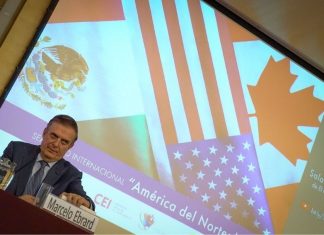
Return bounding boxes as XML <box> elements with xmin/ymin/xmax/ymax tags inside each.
<box><xmin>35</xmin><ymin>182</ymin><xmax>53</xmax><ymax>207</ymax></box>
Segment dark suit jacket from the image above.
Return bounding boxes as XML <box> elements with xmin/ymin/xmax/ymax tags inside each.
<box><xmin>2</xmin><ymin>141</ymin><xmax>95</xmax><ymax>210</ymax></box>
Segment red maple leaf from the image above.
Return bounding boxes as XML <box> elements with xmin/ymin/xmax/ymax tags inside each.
<box><xmin>248</xmin><ymin>57</ymin><xmax>324</xmax><ymax>164</ymax></box>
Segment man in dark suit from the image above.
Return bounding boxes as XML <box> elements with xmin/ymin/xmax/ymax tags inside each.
<box><xmin>2</xmin><ymin>114</ymin><xmax>95</xmax><ymax>210</ymax></box>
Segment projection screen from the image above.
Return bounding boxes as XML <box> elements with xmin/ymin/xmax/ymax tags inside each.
<box><xmin>0</xmin><ymin>0</ymin><xmax>323</xmax><ymax>234</ymax></box>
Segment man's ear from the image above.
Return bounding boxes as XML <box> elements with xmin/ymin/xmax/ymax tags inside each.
<box><xmin>42</xmin><ymin>127</ymin><xmax>48</xmax><ymax>138</ymax></box>
<box><xmin>69</xmin><ymin>140</ymin><xmax>75</xmax><ymax>149</ymax></box>
<box><xmin>70</xmin><ymin>142</ymin><xmax>74</xmax><ymax>148</ymax></box>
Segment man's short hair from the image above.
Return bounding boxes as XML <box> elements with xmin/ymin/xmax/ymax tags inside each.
<box><xmin>47</xmin><ymin>114</ymin><xmax>78</xmax><ymax>141</ymax></box>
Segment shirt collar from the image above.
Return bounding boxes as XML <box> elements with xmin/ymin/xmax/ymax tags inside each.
<box><xmin>37</xmin><ymin>154</ymin><xmax>57</xmax><ymax>168</ymax></box>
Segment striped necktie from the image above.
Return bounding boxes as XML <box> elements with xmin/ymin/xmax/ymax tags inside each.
<box><xmin>24</xmin><ymin>160</ymin><xmax>48</xmax><ymax>196</ymax></box>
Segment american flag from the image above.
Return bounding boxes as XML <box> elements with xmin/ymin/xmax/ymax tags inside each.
<box><xmin>133</xmin><ymin>0</ymin><xmax>273</xmax><ymax>233</ymax></box>
<box><xmin>167</xmin><ymin>134</ymin><xmax>273</xmax><ymax>234</ymax></box>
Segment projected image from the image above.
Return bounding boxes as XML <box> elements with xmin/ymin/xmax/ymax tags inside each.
<box><xmin>0</xmin><ymin>0</ymin><xmax>323</xmax><ymax>234</ymax></box>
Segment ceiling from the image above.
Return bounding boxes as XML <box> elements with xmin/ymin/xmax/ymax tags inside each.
<box><xmin>216</xmin><ymin>0</ymin><xmax>324</xmax><ymax>78</ymax></box>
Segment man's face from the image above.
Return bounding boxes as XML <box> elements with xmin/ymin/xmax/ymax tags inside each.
<box><xmin>40</xmin><ymin>122</ymin><xmax>76</xmax><ymax>162</ymax></box>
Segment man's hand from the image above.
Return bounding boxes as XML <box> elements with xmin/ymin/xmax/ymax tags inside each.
<box><xmin>60</xmin><ymin>192</ymin><xmax>90</xmax><ymax>208</ymax></box>
<box><xmin>19</xmin><ymin>194</ymin><xmax>36</xmax><ymax>205</ymax></box>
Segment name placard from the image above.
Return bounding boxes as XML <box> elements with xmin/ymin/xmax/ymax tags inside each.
<box><xmin>42</xmin><ymin>194</ymin><xmax>99</xmax><ymax>232</ymax></box>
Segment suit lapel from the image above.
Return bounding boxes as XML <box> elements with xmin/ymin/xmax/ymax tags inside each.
<box><xmin>44</xmin><ymin>159</ymin><xmax>66</xmax><ymax>187</ymax></box>
<box><xmin>15</xmin><ymin>146</ymin><xmax>39</xmax><ymax>195</ymax></box>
